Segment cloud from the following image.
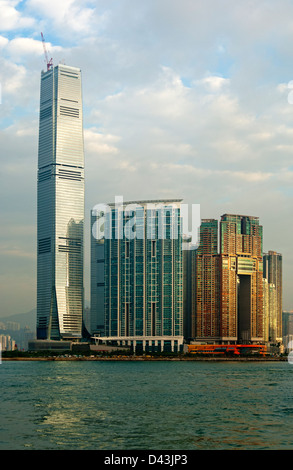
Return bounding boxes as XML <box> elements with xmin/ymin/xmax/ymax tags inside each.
<box><xmin>84</xmin><ymin>127</ymin><xmax>120</xmax><ymax>156</ymax></box>
<box><xmin>194</xmin><ymin>76</ymin><xmax>231</xmax><ymax>92</ymax></box>
<box><xmin>0</xmin><ymin>245</ymin><xmax>35</xmax><ymax>259</ymax></box>
<box><xmin>7</xmin><ymin>36</ymin><xmax>43</xmax><ymax>56</ymax></box>
<box><xmin>26</xmin><ymin>0</ymin><xmax>102</xmax><ymax>37</ymax></box>
<box><xmin>0</xmin><ymin>35</ymin><xmax>9</xmax><ymax>48</ymax></box>
<box><xmin>1</xmin><ymin>62</ymin><xmax>27</xmax><ymax>95</ymax></box>
<box><xmin>0</xmin><ymin>0</ymin><xmax>35</xmax><ymax>31</ymax></box>
<box><xmin>161</xmin><ymin>163</ymin><xmax>273</xmax><ymax>183</ymax></box>
<box><xmin>1</xmin><ymin>0</ymin><xmax>293</xmax><ymax>314</ymax></box>
<box><xmin>87</xmin><ymin>65</ymin><xmax>287</xmax><ymax>175</ymax></box>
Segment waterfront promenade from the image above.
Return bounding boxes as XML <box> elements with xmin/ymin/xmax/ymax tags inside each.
<box><xmin>2</xmin><ymin>355</ymin><xmax>286</xmax><ymax>362</ymax></box>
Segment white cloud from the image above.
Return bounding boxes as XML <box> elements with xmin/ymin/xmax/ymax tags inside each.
<box><xmin>84</xmin><ymin>127</ymin><xmax>120</xmax><ymax>156</ymax></box>
<box><xmin>153</xmin><ymin>162</ymin><xmax>273</xmax><ymax>183</ymax></box>
<box><xmin>1</xmin><ymin>0</ymin><xmax>293</xmax><ymax>313</ymax></box>
<box><xmin>0</xmin><ymin>35</ymin><xmax>9</xmax><ymax>48</ymax></box>
<box><xmin>26</xmin><ymin>0</ymin><xmax>100</xmax><ymax>35</ymax></box>
<box><xmin>1</xmin><ymin>61</ymin><xmax>27</xmax><ymax>95</ymax></box>
<box><xmin>194</xmin><ymin>76</ymin><xmax>231</xmax><ymax>92</ymax></box>
<box><xmin>5</xmin><ymin>119</ymin><xmax>37</xmax><ymax>137</ymax></box>
<box><xmin>7</xmin><ymin>37</ymin><xmax>44</xmax><ymax>56</ymax></box>
<box><xmin>0</xmin><ymin>0</ymin><xmax>35</xmax><ymax>30</ymax></box>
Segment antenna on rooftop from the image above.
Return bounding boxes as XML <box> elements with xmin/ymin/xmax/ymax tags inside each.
<box><xmin>41</xmin><ymin>32</ymin><xmax>53</xmax><ymax>71</ymax></box>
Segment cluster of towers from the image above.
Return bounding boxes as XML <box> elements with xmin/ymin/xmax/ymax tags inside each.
<box><xmin>36</xmin><ymin>64</ymin><xmax>282</xmax><ymax>351</ymax></box>
<box><xmin>184</xmin><ymin>217</ymin><xmax>282</xmax><ymax>345</ymax></box>
<box><xmin>90</xmin><ymin>209</ymin><xmax>282</xmax><ymax>349</ymax></box>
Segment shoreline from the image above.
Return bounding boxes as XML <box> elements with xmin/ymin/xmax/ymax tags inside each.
<box><xmin>1</xmin><ymin>356</ymin><xmax>286</xmax><ymax>362</ymax></box>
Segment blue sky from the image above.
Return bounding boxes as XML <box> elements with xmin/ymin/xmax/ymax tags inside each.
<box><xmin>0</xmin><ymin>0</ymin><xmax>293</xmax><ymax>316</ymax></box>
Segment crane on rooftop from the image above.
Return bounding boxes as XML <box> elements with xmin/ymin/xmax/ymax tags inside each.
<box><xmin>41</xmin><ymin>32</ymin><xmax>53</xmax><ymax>71</ymax></box>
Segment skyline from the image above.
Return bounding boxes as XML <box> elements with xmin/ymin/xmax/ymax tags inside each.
<box><xmin>0</xmin><ymin>0</ymin><xmax>292</xmax><ymax>317</ymax></box>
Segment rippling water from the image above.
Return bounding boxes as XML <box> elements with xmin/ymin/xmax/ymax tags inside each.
<box><xmin>1</xmin><ymin>360</ymin><xmax>293</xmax><ymax>450</ymax></box>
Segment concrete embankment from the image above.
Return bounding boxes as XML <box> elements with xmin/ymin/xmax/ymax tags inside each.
<box><xmin>1</xmin><ymin>356</ymin><xmax>286</xmax><ymax>362</ymax></box>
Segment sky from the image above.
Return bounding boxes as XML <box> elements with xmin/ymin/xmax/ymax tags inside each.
<box><xmin>0</xmin><ymin>0</ymin><xmax>293</xmax><ymax>317</ymax></box>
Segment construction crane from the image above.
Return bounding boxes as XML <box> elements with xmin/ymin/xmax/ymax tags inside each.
<box><xmin>41</xmin><ymin>32</ymin><xmax>53</xmax><ymax>71</ymax></box>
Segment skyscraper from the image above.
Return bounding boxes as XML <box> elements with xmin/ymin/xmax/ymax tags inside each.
<box><xmin>220</xmin><ymin>214</ymin><xmax>263</xmax><ymax>343</ymax></box>
<box><xmin>183</xmin><ymin>235</ymin><xmax>193</xmax><ymax>340</ymax></box>
<box><xmin>263</xmin><ymin>278</ymin><xmax>277</xmax><ymax>342</ymax></box>
<box><xmin>37</xmin><ymin>64</ymin><xmax>84</xmax><ymax>340</ymax></box>
<box><xmin>192</xmin><ymin>219</ymin><xmax>220</xmax><ymax>340</ymax></box>
<box><xmin>91</xmin><ymin>199</ymin><xmax>184</xmax><ymax>352</ymax></box>
<box><xmin>282</xmin><ymin>311</ymin><xmax>293</xmax><ymax>337</ymax></box>
<box><xmin>263</xmin><ymin>251</ymin><xmax>282</xmax><ymax>342</ymax></box>
<box><xmin>192</xmin><ymin>214</ymin><xmax>264</xmax><ymax>344</ymax></box>
<box><xmin>90</xmin><ymin>210</ymin><xmax>105</xmax><ymax>336</ymax></box>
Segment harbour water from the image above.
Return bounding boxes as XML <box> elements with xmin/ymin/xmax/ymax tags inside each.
<box><xmin>1</xmin><ymin>360</ymin><xmax>293</xmax><ymax>450</ymax></box>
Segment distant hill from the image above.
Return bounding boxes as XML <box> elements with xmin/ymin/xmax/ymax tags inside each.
<box><xmin>0</xmin><ymin>302</ymin><xmax>90</xmax><ymax>332</ymax></box>
<box><xmin>0</xmin><ymin>309</ymin><xmax>36</xmax><ymax>331</ymax></box>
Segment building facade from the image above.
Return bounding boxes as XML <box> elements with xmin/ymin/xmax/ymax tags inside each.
<box><xmin>263</xmin><ymin>251</ymin><xmax>282</xmax><ymax>342</ymax></box>
<box><xmin>90</xmin><ymin>209</ymin><xmax>105</xmax><ymax>336</ymax></box>
<box><xmin>0</xmin><ymin>335</ymin><xmax>16</xmax><ymax>352</ymax></box>
<box><xmin>91</xmin><ymin>200</ymin><xmax>184</xmax><ymax>352</ymax></box>
<box><xmin>192</xmin><ymin>214</ymin><xmax>264</xmax><ymax>344</ymax></box>
<box><xmin>192</xmin><ymin>219</ymin><xmax>220</xmax><ymax>341</ymax></box>
<box><xmin>263</xmin><ymin>278</ymin><xmax>277</xmax><ymax>342</ymax></box>
<box><xmin>37</xmin><ymin>64</ymin><xmax>84</xmax><ymax>340</ymax></box>
<box><xmin>183</xmin><ymin>236</ymin><xmax>193</xmax><ymax>340</ymax></box>
<box><xmin>219</xmin><ymin>214</ymin><xmax>264</xmax><ymax>343</ymax></box>
<box><xmin>282</xmin><ymin>311</ymin><xmax>293</xmax><ymax>338</ymax></box>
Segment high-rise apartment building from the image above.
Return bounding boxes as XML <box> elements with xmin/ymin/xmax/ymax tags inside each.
<box><xmin>192</xmin><ymin>214</ymin><xmax>264</xmax><ymax>344</ymax></box>
<box><xmin>263</xmin><ymin>251</ymin><xmax>282</xmax><ymax>342</ymax></box>
<box><xmin>183</xmin><ymin>236</ymin><xmax>193</xmax><ymax>340</ymax></box>
<box><xmin>37</xmin><ymin>64</ymin><xmax>84</xmax><ymax>340</ymax></box>
<box><xmin>91</xmin><ymin>200</ymin><xmax>184</xmax><ymax>352</ymax></box>
<box><xmin>282</xmin><ymin>311</ymin><xmax>293</xmax><ymax>337</ymax></box>
<box><xmin>220</xmin><ymin>214</ymin><xmax>263</xmax><ymax>343</ymax></box>
<box><xmin>263</xmin><ymin>278</ymin><xmax>277</xmax><ymax>342</ymax></box>
<box><xmin>90</xmin><ymin>210</ymin><xmax>105</xmax><ymax>336</ymax></box>
<box><xmin>192</xmin><ymin>219</ymin><xmax>220</xmax><ymax>341</ymax></box>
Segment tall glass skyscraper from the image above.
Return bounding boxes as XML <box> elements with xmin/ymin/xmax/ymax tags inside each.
<box><xmin>91</xmin><ymin>199</ymin><xmax>184</xmax><ymax>352</ymax></box>
<box><xmin>37</xmin><ymin>64</ymin><xmax>84</xmax><ymax>340</ymax></box>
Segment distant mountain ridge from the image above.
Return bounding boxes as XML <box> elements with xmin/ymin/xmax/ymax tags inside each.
<box><xmin>0</xmin><ymin>309</ymin><xmax>36</xmax><ymax>331</ymax></box>
<box><xmin>0</xmin><ymin>302</ymin><xmax>90</xmax><ymax>331</ymax></box>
